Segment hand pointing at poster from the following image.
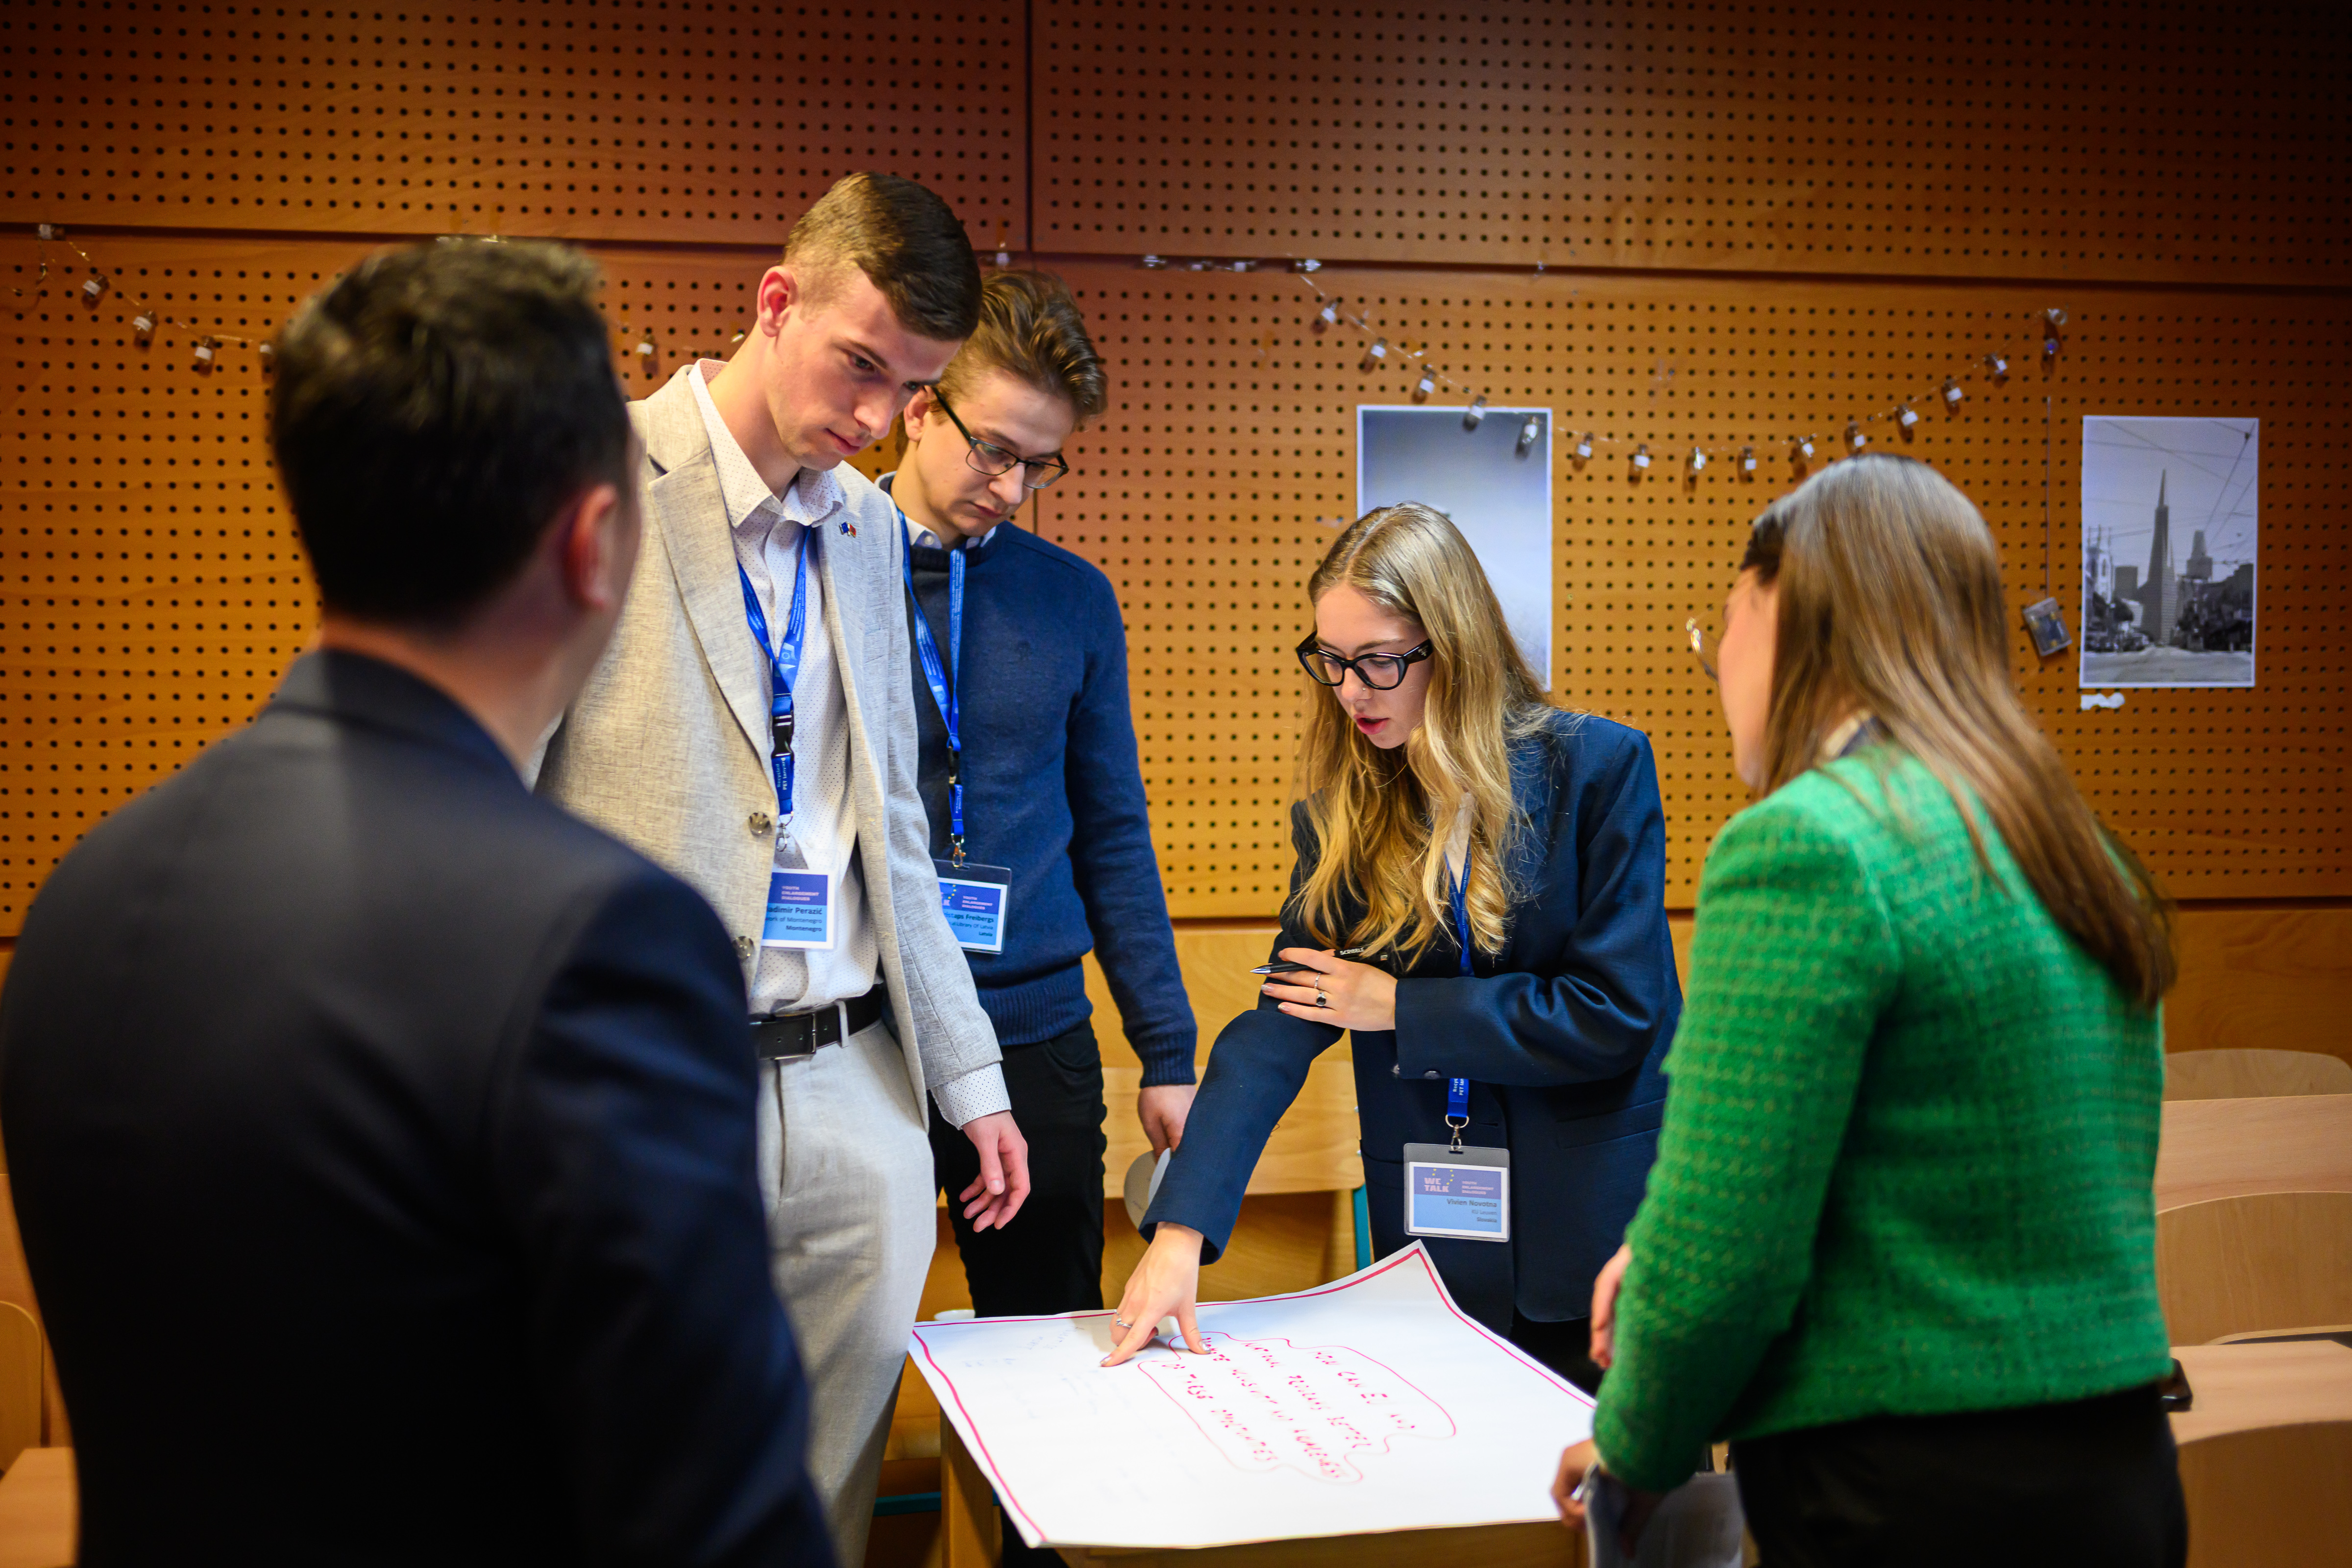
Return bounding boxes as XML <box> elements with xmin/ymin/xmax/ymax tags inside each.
<box><xmin>1101</xmin><ymin>1223</ymin><xmax>1210</xmax><ymax>1366</ymax></box>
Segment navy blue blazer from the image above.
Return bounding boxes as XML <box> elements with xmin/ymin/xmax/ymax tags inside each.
<box><xmin>0</xmin><ymin>653</ymin><xmax>832</xmax><ymax>1568</ymax></box>
<box><xmin>1145</xmin><ymin>710</ymin><xmax>1682</xmax><ymax>1328</ymax></box>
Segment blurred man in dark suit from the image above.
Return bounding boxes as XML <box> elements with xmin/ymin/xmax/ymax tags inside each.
<box><xmin>0</xmin><ymin>240</ymin><xmax>833</xmax><ymax>1568</ymax></box>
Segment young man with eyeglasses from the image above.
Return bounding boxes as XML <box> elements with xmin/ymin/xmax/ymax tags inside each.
<box><xmin>880</xmin><ymin>271</ymin><xmax>1197</xmax><ymax>1331</ymax></box>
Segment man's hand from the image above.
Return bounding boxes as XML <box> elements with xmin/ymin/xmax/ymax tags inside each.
<box><xmin>958</xmin><ymin>1110</ymin><xmax>1030</xmax><ymax>1232</ymax></box>
<box><xmin>1136</xmin><ymin>1083</ymin><xmax>1197</xmax><ymax>1155</ymax></box>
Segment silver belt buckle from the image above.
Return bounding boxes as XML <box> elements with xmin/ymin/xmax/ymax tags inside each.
<box><xmin>756</xmin><ymin>1001</ymin><xmax>841</xmax><ymax>1062</ymax></box>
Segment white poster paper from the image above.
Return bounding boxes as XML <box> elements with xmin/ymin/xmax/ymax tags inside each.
<box><xmin>2080</xmin><ymin>416</ymin><xmax>2257</xmax><ymax>688</ymax></box>
<box><xmin>907</xmin><ymin>1244</ymin><xmax>1596</xmax><ymax>1550</ymax></box>
<box><xmin>1357</xmin><ymin>405</ymin><xmax>1555</xmax><ymax>688</ymax></box>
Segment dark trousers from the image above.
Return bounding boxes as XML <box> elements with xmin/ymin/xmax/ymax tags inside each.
<box><xmin>930</xmin><ymin>1021</ymin><xmax>1108</xmax><ymax>1317</ymax></box>
<box><xmin>1731</xmin><ymin>1383</ymin><xmax>2188</xmax><ymax>1568</ymax></box>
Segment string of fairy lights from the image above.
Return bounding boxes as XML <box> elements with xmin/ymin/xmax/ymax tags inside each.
<box><xmin>12</xmin><ymin>225</ymin><xmax>278</xmax><ymax>370</ymax></box>
<box><xmin>1141</xmin><ymin>253</ymin><xmax>2066</xmax><ymax>477</ymax></box>
<box><xmin>1277</xmin><ymin>265</ymin><xmax>2068</xmax><ymax>476</ymax></box>
<box><xmin>7</xmin><ymin>224</ymin><xmax>694</xmax><ymax>376</ymax></box>
<box><xmin>13</xmin><ymin>225</ymin><xmax>2069</xmax><ymax>478</ymax></box>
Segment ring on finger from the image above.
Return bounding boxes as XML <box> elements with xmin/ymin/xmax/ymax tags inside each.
<box><xmin>1114</xmin><ymin>1318</ymin><xmax>1132</xmax><ymax>1328</ymax></box>
<box><xmin>1314</xmin><ymin>981</ymin><xmax>1329</xmax><ymax>1008</ymax></box>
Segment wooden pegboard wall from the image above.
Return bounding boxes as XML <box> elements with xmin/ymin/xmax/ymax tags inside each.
<box><xmin>4</xmin><ymin>238</ymin><xmax>2346</xmax><ymax>929</ymax></box>
<box><xmin>0</xmin><ymin>0</ymin><xmax>1027</xmax><ymax>253</ymax></box>
<box><xmin>3</xmin><ymin>2</ymin><xmax>2348</xmax><ymax>930</ymax></box>
<box><xmin>1039</xmin><ymin>263</ymin><xmax>2349</xmax><ymax>912</ymax></box>
<box><xmin>0</xmin><ymin>236</ymin><xmax>322</xmax><ymax>929</ymax></box>
<box><xmin>1034</xmin><ymin>0</ymin><xmax>2352</xmax><ymax>285</ymax></box>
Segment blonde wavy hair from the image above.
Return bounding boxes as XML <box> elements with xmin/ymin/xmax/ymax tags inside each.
<box><xmin>1293</xmin><ymin>503</ymin><xmax>1556</xmax><ymax>962</ymax></box>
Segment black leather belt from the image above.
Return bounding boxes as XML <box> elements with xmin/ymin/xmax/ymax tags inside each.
<box><xmin>750</xmin><ymin>986</ymin><xmax>885</xmax><ymax>1061</ymax></box>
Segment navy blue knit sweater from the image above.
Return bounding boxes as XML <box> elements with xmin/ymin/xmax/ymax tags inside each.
<box><xmin>882</xmin><ymin>478</ymin><xmax>1196</xmax><ymax>1087</ymax></box>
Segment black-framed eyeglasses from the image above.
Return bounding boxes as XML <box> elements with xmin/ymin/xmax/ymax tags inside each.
<box><xmin>1296</xmin><ymin>633</ymin><xmax>1434</xmax><ymax>690</ymax></box>
<box><xmin>931</xmin><ymin>388</ymin><xmax>1071</xmax><ymax>490</ymax></box>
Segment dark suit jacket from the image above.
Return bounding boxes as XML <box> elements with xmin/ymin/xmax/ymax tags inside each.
<box><xmin>0</xmin><ymin>652</ymin><xmax>833</xmax><ymax>1568</ymax></box>
<box><xmin>1145</xmin><ymin>710</ymin><xmax>1682</xmax><ymax>1328</ymax></box>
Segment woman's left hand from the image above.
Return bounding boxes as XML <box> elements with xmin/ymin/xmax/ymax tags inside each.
<box><xmin>1552</xmin><ymin>1440</ymin><xmax>1666</xmax><ymax>1552</ymax></box>
<box><xmin>1589</xmin><ymin>1242</ymin><xmax>1633</xmax><ymax>1369</ymax></box>
<box><xmin>1260</xmin><ymin>948</ymin><xmax>1397</xmax><ymax>1032</ymax></box>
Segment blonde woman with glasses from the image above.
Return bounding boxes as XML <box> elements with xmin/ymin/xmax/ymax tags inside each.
<box><xmin>1556</xmin><ymin>454</ymin><xmax>2183</xmax><ymax>1568</ymax></box>
<box><xmin>1102</xmin><ymin>503</ymin><xmax>1684</xmax><ymax>1387</ymax></box>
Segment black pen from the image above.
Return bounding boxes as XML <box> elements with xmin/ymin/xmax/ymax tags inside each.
<box><xmin>1251</xmin><ymin>948</ymin><xmax>1365</xmax><ymax>976</ymax></box>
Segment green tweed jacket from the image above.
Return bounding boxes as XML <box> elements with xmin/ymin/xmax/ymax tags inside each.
<box><xmin>1592</xmin><ymin>748</ymin><xmax>2172</xmax><ymax>1493</ymax></box>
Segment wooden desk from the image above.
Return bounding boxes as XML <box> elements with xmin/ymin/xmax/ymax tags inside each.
<box><xmin>938</xmin><ymin>1422</ymin><xmax>1583</xmax><ymax>1568</ymax></box>
<box><xmin>2169</xmin><ymin>1338</ymin><xmax>2352</xmax><ymax>1446</ymax></box>
<box><xmin>2169</xmin><ymin>1340</ymin><xmax>2352</xmax><ymax>1568</ymax></box>
<box><xmin>0</xmin><ymin>1448</ymin><xmax>74</xmax><ymax>1568</ymax></box>
<box><xmin>2154</xmin><ymin>1094</ymin><xmax>2352</xmax><ymax>1212</ymax></box>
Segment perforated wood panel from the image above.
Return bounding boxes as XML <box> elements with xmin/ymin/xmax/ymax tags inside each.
<box><xmin>1038</xmin><ymin>263</ymin><xmax>2349</xmax><ymax>911</ymax></box>
<box><xmin>0</xmin><ymin>0</ymin><xmax>1027</xmax><ymax>252</ymax></box>
<box><xmin>1</xmin><ymin>236</ymin><xmax>324</xmax><ymax>930</ymax></box>
<box><xmin>1035</xmin><ymin>0</ymin><xmax>2352</xmax><ymax>283</ymax></box>
<box><xmin>2</xmin><ymin>5</ymin><xmax>2347</xmax><ymax>936</ymax></box>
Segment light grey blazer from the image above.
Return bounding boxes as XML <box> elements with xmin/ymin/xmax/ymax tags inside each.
<box><xmin>533</xmin><ymin>372</ymin><xmax>1004</xmax><ymax>1119</ymax></box>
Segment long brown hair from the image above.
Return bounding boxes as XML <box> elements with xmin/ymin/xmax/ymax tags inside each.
<box><xmin>1743</xmin><ymin>454</ymin><xmax>2175</xmax><ymax>1007</ymax></box>
<box><xmin>1294</xmin><ymin>503</ymin><xmax>1555</xmax><ymax>961</ymax></box>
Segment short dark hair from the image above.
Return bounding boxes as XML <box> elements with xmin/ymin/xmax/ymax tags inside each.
<box><xmin>784</xmin><ymin>172</ymin><xmax>982</xmax><ymax>343</ymax></box>
<box><xmin>270</xmin><ymin>239</ymin><xmax>632</xmax><ymax>626</ymax></box>
<box><xmin>939</xmin><ymin>270</ymin><xmax>1109</xmax><ymax>425</ymax></box>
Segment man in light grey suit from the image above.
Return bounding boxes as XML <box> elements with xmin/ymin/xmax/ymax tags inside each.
<box><xmin>535</xmin><ymin>174</ymin><xmax>1031</xmax><ymax>1566</ymax></box>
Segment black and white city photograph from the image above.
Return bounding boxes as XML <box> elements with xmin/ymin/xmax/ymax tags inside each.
<box><xmin>2080</xmin><ymin>416</ymin><xmax>2258</xmax><ymax>688</ymax></box>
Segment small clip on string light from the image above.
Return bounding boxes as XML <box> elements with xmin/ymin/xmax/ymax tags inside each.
<box><xmin>1573</xmin><ymin>432</ymin><xmax>1594</xmax><ymax>461</ymax></box>
<box><xmin>1631</xmin><ymin>442</ymin><xmax>1652</xmax><ymax>472</ymax></box>
<box><xmin>1740</xmin><ymin>445</ymin><xmax>1758</xmax><ymax>474</ymax></box>
<box><xmin>1943</xmin><ymin>378</ymin><xmax>1964</xmax><ymax>410</ymax></box>
<box><xmin>1847</xmin><ymin>421</ymin><xmax>1868</xmax><ymax>452</ymax></box>
<box><xmin>1360</xmin><ymin>338</ymin><xmax>1388</xmax><ymax>372</ymax></box>
<box><xmin>1316</xmin><ymin>298</ymin><xmax>1340</xmax><ymax>327</ymax></box>
<box><xmin>1795</xmin><ymin>435</ymin><xmax>1816</xmax><ymax>461</ymax></box>
<box><xmin>1463</xmin><ymin>395</ymin><xmax>1487</xmax><ymax>431</ymax></box>
<box><xmin>1687</xmin><ymin>447</ymin><xmax>1707</xmax><ymax>475</ymax></box>
<box><xmin>1517</xmin><ymin>415</ymin><xmax>1543</xmax><ymax>457</ymax></box>
<box><xmin>1897</xmin><ymin>403</ymin><xmax>1920</xmax><ymax>430</ymax></box>
<box><xmin>1414</xmin><ymin>368</ymin><xmax>1437</xmax><ymax>399</ymax></box>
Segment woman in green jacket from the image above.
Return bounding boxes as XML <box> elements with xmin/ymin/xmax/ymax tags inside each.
<box><xmin>1555</xmin><ymin>455</ymin><xmax>2184</xmax><ymax>1568</ymax></box>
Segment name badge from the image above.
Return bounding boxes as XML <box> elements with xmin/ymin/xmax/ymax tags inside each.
<box><xmin>1402</xmin><ymin>1142</ymin><xmax>1511</xmax><ymax>1243</ymax></box>
<box><xmin>933</xmin><ymin>859</ymin><xmax>1011</xmax><ymax>955</ymax></box>
<box><xmin>762</xmin><ymin>868</ymin><xmax>835</xmax><ymax>950</ymax></box>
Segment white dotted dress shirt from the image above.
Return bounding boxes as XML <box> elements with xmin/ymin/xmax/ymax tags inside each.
<box><xmin>688</xmin><ymin>362</ymin><xmax>882</xmax><ymax>1018</ymax></box>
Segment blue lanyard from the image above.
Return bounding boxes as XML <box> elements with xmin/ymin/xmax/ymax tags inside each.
<box><xmin>1446</xmin><ymin>843</ymin><xmax>1474</xmax><ymax>1147</ymax></box>
<box><xmin>1448</xmin><ymin>841</ymin><xmax>1475</xmax><ymax>979</ymax></box>
<box><xmin>737</xmin><ymin>529</ymin><xmax>811</xmax><ymax>819</ymax></box>
<box><xmin>899</xmin><ymin>516</ymin><xmax>969</xmax><ymax>863</ymax></box>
